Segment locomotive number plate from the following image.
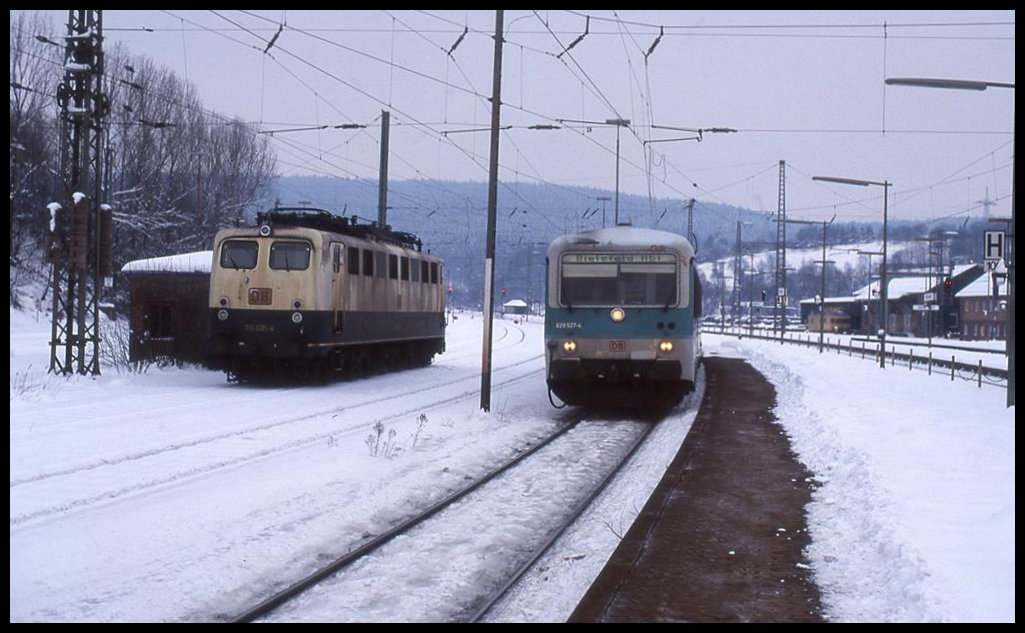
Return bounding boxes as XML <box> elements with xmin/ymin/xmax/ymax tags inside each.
<box><xmin>608</xmin><ymin>340</ymin><xmax>627</xmax><ymax>352</ymax></box>
<box><xmin>248</xmin><ymin>287</ymin><xmax>272</xmax><ymax>305</ymax></box>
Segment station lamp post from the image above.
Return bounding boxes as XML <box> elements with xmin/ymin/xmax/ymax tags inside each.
<box><xmin>886</xmin><ymin>76</ymin><xmax>1014</xmax><ymax>405</ymax></box>
<box><xmin>784</xmin><ymin>216</ymin><xmax>835</xmax><ymax>353</ymax></box>
<box><xmin>814</xmin><ymin>176</ymin><xmax>891</xmax><ymax>367</ymax></box>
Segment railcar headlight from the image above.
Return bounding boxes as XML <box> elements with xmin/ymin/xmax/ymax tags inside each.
<box><xmin>659</xmin><ymin>341</ymin><xmax>674</xmax><ymax>352</ymax></box>
<box><xmin>217</xmin><ymin>309</ymin><xmax>229</xmax><ymax>321</ymax></box>
<box><xmin>562</xmin><ymin>340</ymin><xmax>577</xmax><ymax>352</ymax></box>
<box><xmin>291</xmin><ymin>311</ymin><xmax>303</xmax><ymax>324</ymax></box>
<box><xmin>610</xmin><ymin>307</ymin><xmax>626</xmax><ymax>323</ymax></box>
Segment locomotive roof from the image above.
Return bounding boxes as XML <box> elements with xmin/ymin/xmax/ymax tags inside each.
<box><xmin>256</xmin><ymin>208</ymin><xmax>425</xmax><ymax>251</ymax></box>
<box><xmin>548</xmin><ymin>226</ymin><xmax>694</xmax><ymax>256</ymax></box>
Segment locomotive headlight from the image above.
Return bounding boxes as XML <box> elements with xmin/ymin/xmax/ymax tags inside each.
<box><xmin>218</xmin><ymin>296</ymin><xmax>229</xmax><ymax>307</ymax></box>
<box><xmin>659</xmin><ymin>341</ymin><xmax>674</xmax><ymax>353</ymax></box>
<box><xmin>610</xmin><ymin>307</ymin><xmax>626</xmax><ymax>323</ymax></box>
<box><xmin>291</xmin><ymin>311</ymin><xmax>303</xmax><ymax>324</ymax></box>
<box><xmin>259</xmin><ymin>224</ymin><xmax>272</xmax><ymax>237</ymax></box>
<box><xmin>217</xmin><ymin>309</ymin><xmax>229</xmax><ymax>321</ymax></box>
<box><xmin>562</xmin><ymin>340</ymin><xmax>577</xmax><ymax>353</ymax></box>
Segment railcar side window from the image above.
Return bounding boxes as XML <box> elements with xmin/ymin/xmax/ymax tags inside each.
<box><xmin>220</xmin><ymin>240</ymin><xmax>259</xmax><ymax>269</ymax></box>
<box><xmin>269</xmin><ymin>241</ymin><xmax>311</xmax><ymax>271</ymax></box>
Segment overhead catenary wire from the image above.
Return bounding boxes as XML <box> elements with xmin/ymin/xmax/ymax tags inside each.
<box><xmin>32</xmin><ymin>9</ymin><xmax>1010</xmax><ymax>227</ymax></box>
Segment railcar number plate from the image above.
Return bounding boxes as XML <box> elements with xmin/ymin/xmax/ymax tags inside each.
<box><xmin>609</xmin><ymin>340</ymin><xmax>627</xmax><ymax>352</ymax></box>
<box><xmin>248</xmin><ymin>287</ymin><xmax>272</xmax><ymax>305</ymax></box>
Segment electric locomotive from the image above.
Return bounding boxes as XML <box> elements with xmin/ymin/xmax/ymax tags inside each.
<box><xmin>206</xmin><ymin>208</ymin><xmax>446</xmax><ymax>380</ymax></box>
<box><xmin>544</xmin><ymin>226</ymin><xmax>701</xmax><ymax>408</ymax></box>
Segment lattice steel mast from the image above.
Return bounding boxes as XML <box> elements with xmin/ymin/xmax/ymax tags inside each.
<box><xmin>774</xmin><ymin>160</ymin><xmax>787</xmax><ymax>339</ymax></box>
<box><xmin>49</xmin><ymin>10</ymin><xmax>110</xmax><ymax>375</ymax></box>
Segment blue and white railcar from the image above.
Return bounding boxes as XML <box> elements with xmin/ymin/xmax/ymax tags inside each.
<box><xmin>544</xmin><ymin>226</ymin><xmax>701</xmax><ymax>408</ymax></box>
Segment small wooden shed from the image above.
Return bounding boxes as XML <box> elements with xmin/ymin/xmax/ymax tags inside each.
<box><xmin>121</xmin><ymin>251</ymin><xmax>212</xmax><ymax>365</ymax></box>
<box><xmin>502</xmin><ymin>298</ymin><xmax>529</xmax><ymax>316</ymax></box>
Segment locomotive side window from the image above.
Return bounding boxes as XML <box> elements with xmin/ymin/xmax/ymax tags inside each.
<box><xmin>363</xmin><ymin>249</ymin><xmax>374</xmax><ymax>277</ymax></box>
<box><xmin>220</xmin><ymin>240</ymin><xmax>259</xmax><ymax>269</ymax></box>
<box><xmin>421</xmin><ymin>261</ymin><xmax>430</xmax><ymax>284</ymax></box>
<box><xmin>348</xmin><ymin>245</ymin><xmax>360</xmax><ymax>275</ymax></box>
<box><xmin>430</xmin><ymin>262</ymin><xmax>439</xmax><ymax>284</ymax></box>
<box><xmin>376</xmin><ymin>252</ymin><xmax>387</xmax><ymax>279</ymax></box>
<box><xmin>411</xmin><ymin>257</ymin><xmax>420</xmax><ymax>282</ymax></box>
<box><xmin>389</xmin><ymin>254</ymin><xmax>399</xmax><ymax>280</ymax></box>
<box><xmin>400</xmin><ymin>257</ymin><xmax>410</xmax><ymax>281</ymax></box>
<box><xmin>331</xmin><ymin>243</ymin><xmax>343</xmax><ymax>273</ymax></box>
<box><xmin>269</xmin><ymin>241</ymin><xmax>311</xmax><ymax>271</ymax></box>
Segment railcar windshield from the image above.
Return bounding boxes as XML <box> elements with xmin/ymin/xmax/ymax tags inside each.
<box><xmin>269</xmin><ymin>241</ymin><xmax>312</xmax><ymax>271</ymax></box>
<box><xmin>220</xmin><ymin>240</ymin><xmax>259</xmax><ymax>269</ymax></box>
<box><xmin>560</xmin><ymin>252</ymin><xmax>680</xmax><ymax>307</ymax></box>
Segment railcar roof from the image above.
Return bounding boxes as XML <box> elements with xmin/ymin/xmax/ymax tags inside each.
<box><xmin>548</xmin><ymin>226</ymin><xmax>694</xmax><ymax>255</ymax></box>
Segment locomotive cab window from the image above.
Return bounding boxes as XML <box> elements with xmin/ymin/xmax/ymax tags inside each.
<box><xmin>560</xmin><ymin>253</ymin><xmax>682</xmax><ymax>307</ymax></box>
<box><xmin>269</xmin><ymin>241</ymin><xmax>311</xmax><ymax>271</ymax></box>
<box><xmin>220</xmin><ymin>240</ymin><xmax>259</xmax><ymax>269</ymax></box>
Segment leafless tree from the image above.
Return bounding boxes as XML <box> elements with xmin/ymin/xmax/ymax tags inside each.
<box><xmin>9</xmin><ymin>11</ymin><xmax>61</xmax><ymax>305</ymax></box>
<box><xmin>9</xmin><ymin>12</ymin><xmax>276</xmax><ymax>306</ymax></box>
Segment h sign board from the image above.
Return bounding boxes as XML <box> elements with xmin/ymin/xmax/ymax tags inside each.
<box><xmin>984</xmin><ymin>230</ymin><xmax>1005</xmax><ymax>262</ymax></box>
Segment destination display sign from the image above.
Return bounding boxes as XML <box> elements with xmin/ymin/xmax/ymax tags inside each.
<box><xmin>562</xmin><ymin>253</ymin><xmax>676</xmax><ymax>264</ymax></box>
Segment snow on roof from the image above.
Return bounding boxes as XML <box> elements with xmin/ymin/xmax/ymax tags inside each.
<box><xmin>549</xmin><ymin>226</ymin><xmax>692</xmax><ymax>253</ymax></box>
<box><xmin>503</xmin><ymin>299</ymin><xmax>527</xmax><ymax>307</ymax></box>
<box><xmin>852</xmin><ymin>264</ymin><xmax>980</xmax><ymax>301</ymax></box>
<box><xmin>121</xmin><ymin>251</ymin><xmax>213</xmax><ymax>274</ymax></box>
<box><xmin>957</xmin><ymin>271</ymin><xmax>1007</xmax><ymax>298</ymax></box>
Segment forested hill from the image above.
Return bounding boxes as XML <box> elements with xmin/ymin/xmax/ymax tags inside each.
<box><xmin>272</xmin><ymin>176</ymin><xmax>986</xmax><ymax>311</ymax></box>
<box><xmin>272</xmin><ymin>175</ymin><xmax>774</xmax><ymax>307</ymax></box>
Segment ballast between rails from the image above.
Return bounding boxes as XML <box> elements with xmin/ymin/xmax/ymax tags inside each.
<box><xmin>231</xmin><ymin>412</ymin><xmax>586</xmax><ymax>623</ymax></box>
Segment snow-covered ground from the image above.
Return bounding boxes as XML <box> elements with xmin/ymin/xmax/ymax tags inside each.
<box><xmin>9</xmin><ymin>307</ymin><xmax>1014</xmax><ymax>622</ymax></box>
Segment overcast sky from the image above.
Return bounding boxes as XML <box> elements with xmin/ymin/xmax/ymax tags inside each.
<box><xmin>26</xmin><ymin>10</ymin><xmax>1015</xmax><ymax>223</ymax></box>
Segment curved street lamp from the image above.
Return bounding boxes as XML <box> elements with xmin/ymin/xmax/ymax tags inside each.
<box><xmin>886</xmin><ymin>76</ymin><xmax>1014</xmax><ymax>406</ymax></box>
<box><xmin>813</xmin><ymin>176</ymin><xmax>891</xmax><ymax>367</ymax></box>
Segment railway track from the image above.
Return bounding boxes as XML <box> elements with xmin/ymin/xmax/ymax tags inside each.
<box><xmin>10</xmin><ymin>322</ymin><xmax>539</xmax><ymax>528</ymax></box>
<box><xmin>228</xmin><ymin>412</ymin><xmax>663</xmax><ymax>623</ymax></box>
